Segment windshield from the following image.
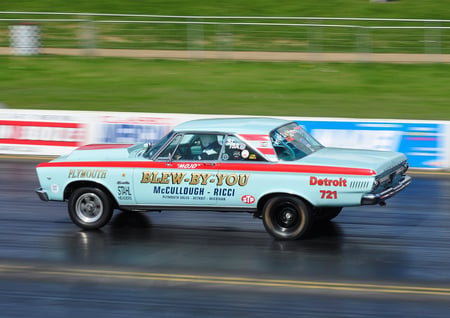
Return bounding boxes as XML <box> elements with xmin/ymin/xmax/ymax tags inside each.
<box><xmin>143</xmin><ymin>131</ymin><xmax>174</xmax><ymax>158</ymax></box>
<box><xmin>270</xmin><ymin>122</ymin><xmax>323</xmax><ymax>161</ymax></box>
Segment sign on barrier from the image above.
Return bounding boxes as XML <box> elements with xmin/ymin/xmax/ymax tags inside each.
<box><xmin>0</xmin><ymin>109</ymin><xmax>448</xmax><ymax>169</ymax></box>
<box><xmin>99</xmin><ymin>114</ymin><xmax>176</xmax><ymax>145</ymax></box>
<box><xmin>0</xmin><ymin>110</ymin><xmax>88</xmax><ymax>155</ymax></box>
<box><xmin>298</xmin><ymin>120</ymin><xmax>446</xmax><ymax>169</ymax></box>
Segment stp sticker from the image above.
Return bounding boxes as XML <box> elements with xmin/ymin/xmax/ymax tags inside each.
<box><xmin>241</xmin><ymin>195</ymin><xmax>256</xmax><ymax>204</ymax></box>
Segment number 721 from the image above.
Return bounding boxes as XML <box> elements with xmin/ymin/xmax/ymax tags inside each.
<box><xmin>320</xmin><ymin>190</ymin><xmax>337</xmax><ymax>199</ymax></box>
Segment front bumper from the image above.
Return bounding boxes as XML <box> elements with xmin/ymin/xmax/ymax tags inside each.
<box><xmin>35</xmin><ymin>188</ymin><xmax>49</xmax><ymax>201</ymax></box>
<box><xmin>361</xmin><ymin>175</ymin><xmax>412</xmax><ymax>205</ymax></box>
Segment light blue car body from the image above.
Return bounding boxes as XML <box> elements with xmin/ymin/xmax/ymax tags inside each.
<box><xmin>36</xmin><ymin>117</ymin><xmax>411</xmax><ymax>233</ymax></box>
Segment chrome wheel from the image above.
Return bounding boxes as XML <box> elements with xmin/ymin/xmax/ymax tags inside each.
<box><xmin>75</xmin><ymin>192</ymin><xmax>104</xmax><ymax>223</ymax></box>
<box><xmin>68</xmin><ymin>187</ymin><xmax>114</xmax><ymax>230</ymax></box>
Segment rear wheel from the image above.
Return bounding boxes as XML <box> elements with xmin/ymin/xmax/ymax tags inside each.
<box><xmin>262</xmin><ymin>196</ymin><xmax>313</xmax><ymax>240</ymax></box>
<box><xmin>68</xmin><ymin>187</ymin><xmax>113</xmax><ymax>230</ymax></box>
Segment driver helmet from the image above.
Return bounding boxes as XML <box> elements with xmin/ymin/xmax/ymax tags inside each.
<box><xmin>200</xmin><ymin>135</ymin><xmax>217</xmax><ymax>147</ymax></box>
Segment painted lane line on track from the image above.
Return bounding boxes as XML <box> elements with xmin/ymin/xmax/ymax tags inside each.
<box><xmin>1</xmin><ymin>264</ymin><xmax>450</xmax><ymax>297</ymax></box>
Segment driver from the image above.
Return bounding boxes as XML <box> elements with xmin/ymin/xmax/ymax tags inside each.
<box><xmin>199</xmin><ymin>135</ymin><xmax>221</xmax><ymax>159</ymax></box>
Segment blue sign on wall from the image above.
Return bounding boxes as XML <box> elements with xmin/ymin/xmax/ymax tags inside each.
<box><xmin>297</xmin><ymin>120</ymin><xmax>444</xmax><ymax>169</ymax></box>
<box><xmin>102</xmin><ymin>124</ymin><xmax>170</xmax><ymax>145</ymax></box>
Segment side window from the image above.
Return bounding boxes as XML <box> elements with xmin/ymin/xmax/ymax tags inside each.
<box><xmin>156</xmin><ymin>133</ymin><xmax>224</xmax><ymax>161</ymax></box>
<box><xmin>221</xmin><ymin>136</ymin><xmax>264</xmax><ymax>161</ymax></box>
<box><xmin>157</xmin><ymin>134</ymin><xmax>182</xmax><ymax>160</ymax></box>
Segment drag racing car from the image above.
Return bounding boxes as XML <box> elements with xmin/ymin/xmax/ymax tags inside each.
<box><xmin>36</xmin><ymin>117</ymin><xmax>411</xmax><ymax>240</ymax></box>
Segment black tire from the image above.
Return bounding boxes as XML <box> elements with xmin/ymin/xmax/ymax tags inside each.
<box><xmin>262</xmin><ymin>196</ymin><xmax>313</xmax><ymax>240</ymax></box>
<box><xmin>314</xmin><ymin>207</ymin><xmax>342</xmax><ymax>222</ymax></box>
<box><xmin>68</xmin><ymin>187</ymin><xmax>113</xmax><ymax>230</ymax></box>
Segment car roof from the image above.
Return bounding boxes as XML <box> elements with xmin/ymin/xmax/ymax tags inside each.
<box><xmin>173</xmin><ymin>117</ymin><xmax>291</xmax><ymax>134</ymax></box>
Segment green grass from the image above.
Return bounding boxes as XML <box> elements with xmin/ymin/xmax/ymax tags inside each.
<box><xmin>1</xmin><ymin>56</ymin><xmax>449</xmax><ymax>120</ymax></box>
<box><xmin>1</xmin><ymin>0</ymin><xmax>449</xmax><ymax>19</ymax></box>
<box><xmin>1</xmin><ymin>2</ymin><xmax>448</xmax><ymax>121</ymax></box>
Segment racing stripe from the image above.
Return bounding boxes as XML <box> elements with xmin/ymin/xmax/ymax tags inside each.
<box><xmin>257</xmin><ymin>148</ymin><xmax>276</xmax><ymax>155</ymax></box>
<box><xmin>238</xmin><ymin>134</ymin><xmax>270</xmax><ymax>141</ymax></box>
<box><xmin>76</xmin><ymin>144</ymin><xmax>133</xmax><ymax>150</ymax></box>
<box><xmin>37</xmin><ymin>161</ymin><xmax>376</xmax><ymax>176</ymax></box>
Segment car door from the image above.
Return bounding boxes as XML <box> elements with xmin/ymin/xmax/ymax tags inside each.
<box><xmin>213</xmin><ymin>135</ymin><xmax>267</xmax><ymax>208</ymax></box>
<box><xmin>133</xmin><ymin>133</ymin><xmax>222</xmax><ymax>208</ymax></box>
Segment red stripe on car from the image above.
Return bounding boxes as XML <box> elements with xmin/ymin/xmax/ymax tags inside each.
<box><xmin>239</xmin><ymin>134</ymin><xmax>270</xmax><ymax>141</ymax></box>
<box><xmin>37</xmin><ymin>161</ymin><xmax>376</xmax><ymax>176</ymax></box>
<box><xmin>76</xmin><ymin>144</ymin><xmax>133</xmax><ymax>150</ymax></box>
<box><xmin>258</xmin><ymin>148</ymin><xmax>276</xmax><ymax>155</ymax></box>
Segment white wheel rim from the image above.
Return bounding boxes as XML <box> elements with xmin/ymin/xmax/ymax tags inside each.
<box><xmin>75</xmin><ymin>192</ymin><xmax>103</xmax><ymax>223</ymax></box>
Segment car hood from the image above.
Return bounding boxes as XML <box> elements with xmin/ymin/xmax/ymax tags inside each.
<box><xmin>52</xmin><ymin>143</ymin><xmax>143</xmax><ymax>162</ymax></box>
<box><xmin>297</xmin><ymin>147</ymin><xmax>407</xmax><ymax>175</ymax></box>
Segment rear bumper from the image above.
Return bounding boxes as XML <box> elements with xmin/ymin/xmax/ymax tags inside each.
<box><xmin>361</xmin><ymin>175</ymin><xmax>412</xmax><ymax>205</ymax></box>
<box><xmin>35</xmin><ymin>188</ymin><xmax>49</xmax><ymax>201</ymax></box>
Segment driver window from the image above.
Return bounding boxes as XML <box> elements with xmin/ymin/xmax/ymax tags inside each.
<box><xmin>195</xmin><ymin>134</ymin><xmax>223</xmax><ymax>160</ymax></box>
<box><xmin>157</xmin><ymin>133</ymin><xmax>224</xmax><ymax>161</ymax></box>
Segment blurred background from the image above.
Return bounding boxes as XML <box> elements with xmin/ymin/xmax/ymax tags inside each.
<box><xmin>1</xmin><ymin>1</ymin><xmax>450</xmax><ymax>317</ymax></box>
<box><xmin>0</xmin><ymin>0</ymin><xmax>449</xmax><ymax>119</ymax></box>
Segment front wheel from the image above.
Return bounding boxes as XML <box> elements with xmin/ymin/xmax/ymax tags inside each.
<box><xmin>262</xmin><ymin>196</ymin><xmax>313</xmax><ymax>240</ymax></box>
<box><xmin>68</xmin><ymin>187</ymin><xmax>114</xmax><ymax>230</ymax></box>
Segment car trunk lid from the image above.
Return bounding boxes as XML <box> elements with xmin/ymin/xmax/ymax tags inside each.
<box><xmin>298</xmin><ymin>147</ymin><xmax>407</xmax><ymax>175</ymax></box>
